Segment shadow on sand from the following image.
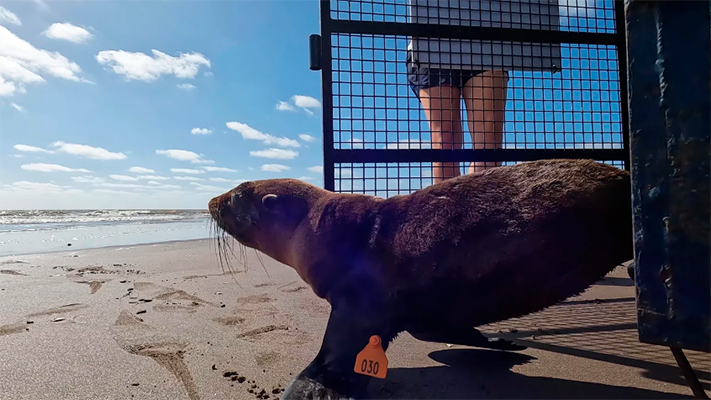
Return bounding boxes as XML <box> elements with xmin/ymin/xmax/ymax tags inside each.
<box><xmin>366</xmin><ymin>349</ymin><xmax>696</xmax><ymax>399</ymax></box>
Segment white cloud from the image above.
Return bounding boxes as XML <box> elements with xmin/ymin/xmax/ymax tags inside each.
<box><xmin>209</xmin><ymin>177</ymin><xmax>232</xmax><ymax>183</ymax></box>
<box><xmin>109</xmin><ymin>174</ymin><xmax>138</xmax><ymax>182</ymax></box>
<box><xmin>95</xmin><ymin>183</ymin><xmax>147</xmax><ymax>189</ymax></box>
<box><xmin>51</xmin><ymin>141</ymin><xmax>126</xmax><ymax>160</ymax></box>
<box><xmin>208</xmin><ymin>178</ymin><xmax>246</xmax><ymax>185</ymax></box>
<box><xmin>292</xmin><ymin>95</ymin><xmax>321</xmax><ymax>115</ymax></box>
<box><xmin>190</xmin><ymin>182</ymin><xmax>229</xmax><ymax>192</ymax></box>
<box><xmin>170</xmin><ymin>168</ymin><xmax>204</xmax><ymax>174</ymax></box>
<box><xmin>156</xmin><ymin>149</ymin><xmax>213</xmax><ymax>164</ymax></box>
<box><xmin>72</xmin><ymin>175</ymin><xmax>104</xmax><ymax>183</ymax></box>
<box><xmin>137</xmin><ymin>175</ymin><xmax>170</xmax><ymax>180</ymax></box>
<box><xmin>202</xmin><ymin>166</ymin><xmax>235</xmax><ymax>173</ymax></box>
<box><xmin>0</xmin><ymin>6</ymin><xmax>21</xmax><ymax>26</ymax></box>
<box><xmin>0</xmin><ymin>25</ymin><xmax>88</xmax><ymax>97</ymax></box>
<box><xmin>156</xmin><ymin>184</ymin><xmax>181</xmax><ymax>190</ymax></box>
<box><xmin>128</xmin><ymin>166</ymin><xmax>154</xmax><ymax>174</ymax></box>
<box><xmin>174</xmin><ymin>176</ymin><xmax>204</xmax><ymax>181</ymax></box>
<box><xmin>9</xmin><ymin>102</ymin><xmax>25</xmax><ymax>112</ymax></box>
<box><xmin>9</xmin><ymin>154</ymin><xmax>24</xmax><ymax>158</ymax></box>
<box><xmin>276</xmin><ymin>100</ymin><xmax>295</xmax><ymax>112</ymax></box>
<box><xmin>225</xmin><ymin>121</ymin><xmax>300</xmax><ymax>148</ymax></box>
<box><xmin>94</xmin><ymin>181</ymin><xmax>182</xmax><ymax>191</ymax></box>
<box><xmin>261</xmin><ymin>164</ymin><xmax>290</xmax><ymax>172</ymax></box>
<box><xmin>29</xmin><ymin>0</ymin><xmax>49</xmax><ymax>12</ymax></box>
<box><xmin>299</xmin><ymin>134</ymin><xmax>316</xmax><ymax>142</ymax></box>
<box><xmin>95</xmin><ymin>49</ymin><xmax>210</xmax><ymax>82</ymax></box>
<box><xmin>91</xmin><ymin>189</ymin><xmax>133</xmax><ymax>195</ymax></box>
<box><xmin>292</xmin><ymin>95</ymin><xmax>321</xmax><ymax>109</ymax></box>
<box><xmin>43</xmin><ymin>22</ymin><xmax>93</xmax><ymax>44</ymax></box>
<box><xmin>277</xmin><ymin>95</ymin><xmax>322</xmax><ymax>115</ymax></box>
<box><xmin>177</xmin><ymin>83</ymin><xmax>196</xmax><ymax>91</ymax></box>
<box><xmin>92</xmin><ymin>182</ymin><xmax>179</xmax><ymax>191</ymax></box>
<box><xmin>191</xmin><ymin>127</ymin><xmax>211</xmax><ymax>135</ymax></box>
<box><xmin>11</xmin><ymin>181</ymin><xmax>62</xmax><ymax>192</ymax></box>
<box><xmin>298</xmin><ymin>176</ymin><xmax>314</xmax><ymax>181</ymax></box>
<box><xmin>307</xmin><ymin>166</ymin><xmax>323</xmax><ymax>173</ymax></box>
<box><xmin>21</xmin><ymin>163</ymin><xmax>90</xmax><ymax>173</ymax></box>
<box><xmin>14</xmin><ymin>144</ymin><xmax>53</xmax><ymax>153</ymax></box>
<box><xmin>249</xmin><ymin>148</ymin><xmax>298</xmax><ymax>160</ymax></box>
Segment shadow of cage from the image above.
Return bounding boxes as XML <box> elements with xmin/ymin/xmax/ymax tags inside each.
<box><xmin>479</xmin><ymin>294</ymin><xmax>710</xmax><ymax>392</ymax></box>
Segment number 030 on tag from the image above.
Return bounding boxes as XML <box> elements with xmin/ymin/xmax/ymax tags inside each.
<box><xmin>354</xmin><ymin>335</ymin><xmax>388</xmax><ymax>379</ymax></box>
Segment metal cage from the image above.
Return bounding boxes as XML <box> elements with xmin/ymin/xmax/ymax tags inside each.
<box><xmin>310</xmin><ymin>0</ymin><xmax>630</xmax><ymax>196</ymax></box>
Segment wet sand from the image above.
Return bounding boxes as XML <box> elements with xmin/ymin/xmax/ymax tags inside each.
<box><xmin>0</xmin><ymin>239</ymin><xmax>708</xmax><ymax>399</ymax></box>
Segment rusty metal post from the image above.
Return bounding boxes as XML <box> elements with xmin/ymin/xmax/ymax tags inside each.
<box><xmin>623</xmin><ymin>0</ymin><xmax>710</xmax><ymax>397</ymax></box>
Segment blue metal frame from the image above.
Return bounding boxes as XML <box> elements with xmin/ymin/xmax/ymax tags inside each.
<box><xmin>624</xmin><ymin>0</ymin><xmax>710</xmax><ymax>397</ymax></box>
<box><xmin>624</xmin><ymin>0</ymin><xmax>710</xmax><ymax>355</ymax></box>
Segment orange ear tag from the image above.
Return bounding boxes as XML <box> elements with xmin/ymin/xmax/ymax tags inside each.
<box><xmin>354</xmin><ymin>335</ymin><xmax>388</xmax><ymax>379</ymax></box>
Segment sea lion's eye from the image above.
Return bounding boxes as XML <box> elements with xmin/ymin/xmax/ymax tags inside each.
<box><xmin>262</xmin><ymin>194</ymin><xmax>278</xmax><ymax>209</ymax></box>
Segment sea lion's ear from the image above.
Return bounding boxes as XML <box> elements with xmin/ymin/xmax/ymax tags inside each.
<box><xmin>262</xmin><ymin>194</ymin><xmax>278</xmax><ymax>209</ymax></box>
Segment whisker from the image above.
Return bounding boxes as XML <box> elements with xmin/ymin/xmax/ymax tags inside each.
<box><xmin>251</xmin><ymin>241</ymin><xmax>269</xmax><ymax>278</ymax></box>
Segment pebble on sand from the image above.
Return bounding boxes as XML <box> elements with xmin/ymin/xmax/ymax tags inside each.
<box><xmin>136</xmin><ymin>310</ymin><xmax>147</xmax><ymax>315</ymax></box>
<box><xmin>53</xmin><ymin>317</ymin><xmax>65</xmax><ymax>322</ymax></box>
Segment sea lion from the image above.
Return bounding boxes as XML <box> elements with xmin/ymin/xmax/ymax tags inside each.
<box><xmin>208</xmin><ymin>158</ymin><xmax>633</xmax><ymax>400</ymax></box>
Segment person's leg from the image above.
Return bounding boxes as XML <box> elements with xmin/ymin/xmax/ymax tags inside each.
<box><xmin>462</xmin><ymin>70</ymin><xmax>509</xmax><ymax>174</ymax></box>
<box><xmin>418</xmin><ymin>85</ymin><xmax>464</xmax><ymax>183</ymax></box>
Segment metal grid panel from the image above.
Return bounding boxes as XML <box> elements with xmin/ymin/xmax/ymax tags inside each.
<box><xmin>334</xmin><ymin>160</ymin><xmax>625</xmax><ymax>196</ymax></box>
<box><xmin>331</xmin><ymin>33</ymin><xmax>624</xmax><ymax>151</ymax></box>
<box><xmin>317</xmin><ymin>0</ymin><xmax>629</xmax><ymax>192</ymax></box>
<box><xmin>329</xmin><ymin>0</ymin><xmax>618</xmax><ymax>34</ymax></box>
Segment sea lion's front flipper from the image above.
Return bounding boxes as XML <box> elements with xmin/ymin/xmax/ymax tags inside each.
<box><xmin>409</xmin><ymin>327</ymin><xmax>527</xmax><ymax>351</ymax></box>
<box><xmin>281</xmin><ymin>273</ymin><xmax>399</xmax><ymax>400</ymax></box>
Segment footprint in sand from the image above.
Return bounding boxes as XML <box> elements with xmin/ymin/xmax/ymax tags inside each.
<box><xmin>0</xmin><ymin>270</ymin><xmax>27</xmax><ymax>276</ymax></box>
<box><xmin>214</xmin><ymin>316</ymin><xmax>246</xmax><ymax>326</ymax></box>
<box><xmin>235</xmin><ymin>325</ymin><xmax>290</xmax><ymax>341</ymax></box>
<box><xmin>26</xmin><ymin>303</ymin><xmax>87</xmax><ymax>318</ymax></box>
<box><xmin>278</xmin><ymin>281</ymin><xmax>310</xmax><ymax>293</ymax></box>
<box><xmin>131</xmin><ymin>282</ymin><xmax>216</xmax><ymax>314</ymax></box>
<box><xmin>235</xmin><ymin>324</ymin><xmax>310</xmax><ymax>346</ymax></box>
<box><xmin>235</xmin><ymin>293</ymin><xmax>274</xmax><ymax>305</ymax></box>
<box><xmin>76</xmin><ymin>280</ymin><xmax>105</xmax><ymax>294</ymax></box>
<box><xmin>231</xmin><ymin>293</ymin><xmax>279</xmax><ymax>318</ymax></box>
<box><xmin>255</xmin><ymin>351</ymin><xmax>282</xmax><ymax>368</ymax></box>
<box><xmin>0</xmin><ymin>321</ymin><xmax>28</xmax><ymax>336</ymax></box>
<box><xmin>283</xmin><ymin>286</ymin><xmax>309</xmax><ymax>293</ymax></box>
<box><xmin>1</xmin><ymin>304</ymin><xmax>86</xmax><ymax>335</ymax></box>
<box><xmin>0</xmin><ymin>260</ymin><xmax>28</xmax><ymax>265</ymax></box>
<box><xmin>112</xmin><ymin>309</ymin><xmax>200</xmax><ymax>400</ymax></box>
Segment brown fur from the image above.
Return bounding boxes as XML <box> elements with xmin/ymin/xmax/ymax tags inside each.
<box><xmin>209</xmin><ymin>159</ymin><xmax>633</xmax><ymax>326</ymax></box>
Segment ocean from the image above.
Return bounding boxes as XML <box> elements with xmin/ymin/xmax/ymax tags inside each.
<box><xmin>0</xmin><ymin>209</ymin><xmax>214</xmax><ymax>257</ymax></box>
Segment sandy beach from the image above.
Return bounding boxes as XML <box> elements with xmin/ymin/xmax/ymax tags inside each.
<box><xmin>0</xmin><ymin>239</ymin><xmax>708</xmax><ymax>400</ymax></box>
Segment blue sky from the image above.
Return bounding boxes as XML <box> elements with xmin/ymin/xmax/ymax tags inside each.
<box><xmin>0</xmin><ymin>0</ymin><xmax>325</xmax><ymax>209</ymax></box>
<box><xmin>0</xmin><ymin>0</ymin><xmax>624</xmax><ymax>209</ymax></box>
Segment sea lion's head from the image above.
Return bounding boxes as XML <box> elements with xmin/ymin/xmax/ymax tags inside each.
<box><xmin>208</xmin><ymin>179</ymin><xmax>323</xmax><ymax>261</ymax></box>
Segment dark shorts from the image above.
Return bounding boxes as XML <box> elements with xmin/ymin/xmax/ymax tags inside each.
<box><xmin>406</xmin><ymin>51</ymin><xmax>509</xmax><ymax>98</ymax></box>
